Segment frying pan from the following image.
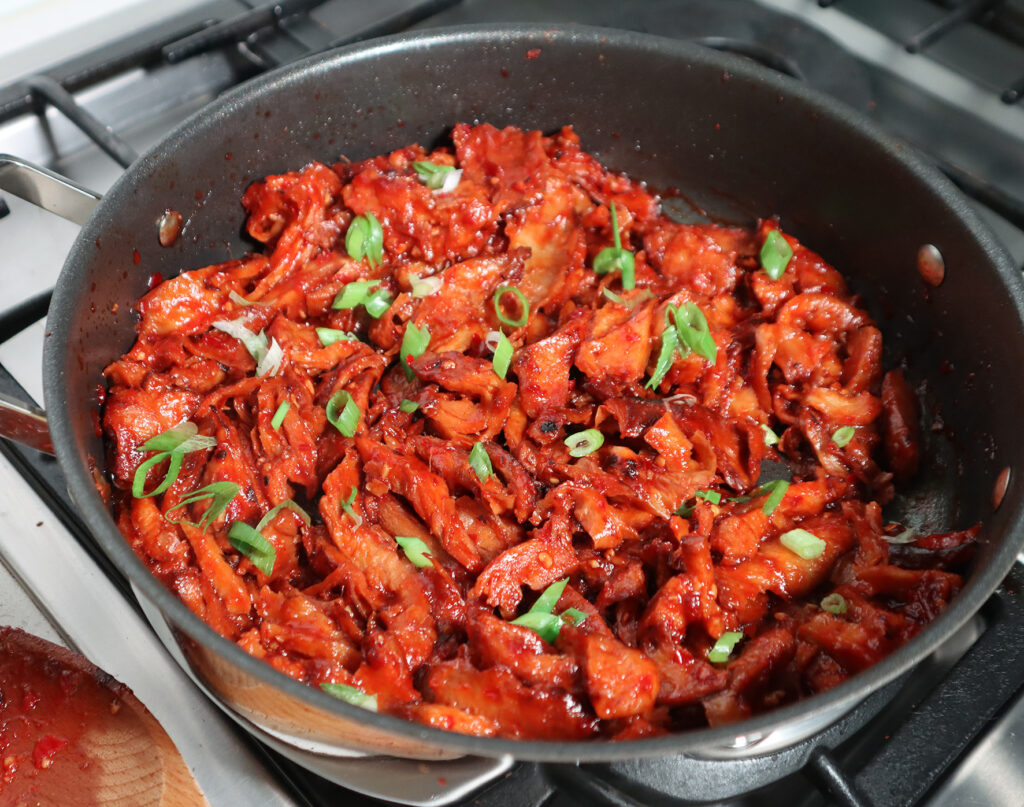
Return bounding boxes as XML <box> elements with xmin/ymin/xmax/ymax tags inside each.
<box><xmin>3</xmin><ymin>21</ymin><xmax>1023</xmax><ymax>788</ymax></box>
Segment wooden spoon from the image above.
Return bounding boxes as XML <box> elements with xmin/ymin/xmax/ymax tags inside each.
<box><xmin>0</xmin><ymin>626</ymin><xmax>210</xmax><ymax>806</ymax></box>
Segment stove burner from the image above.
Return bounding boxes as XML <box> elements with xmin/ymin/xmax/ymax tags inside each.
<box><xmin>611</xmin><ymin>0</ymin><xmax>873</xmax><ymax>112</ymax></box>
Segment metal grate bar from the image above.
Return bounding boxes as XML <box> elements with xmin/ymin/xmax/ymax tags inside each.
<box><xmin>163</xmin><ymin>0</ymin><xmax>330</xmax><ymax>63</ymax></box>
<box><xmin>905</xmin><ymin>0</ymin><xmax>1008</xmax><ymax>53</ymax></box>
<box><xmin>24</xmin><ymin>75</ymin><xmax>138</xmax><ymax>169</ymax></box>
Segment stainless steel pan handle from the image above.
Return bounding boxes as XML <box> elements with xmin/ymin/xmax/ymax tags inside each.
<box><xmin>0</xmin><ymin>155</ymin><xmax>101</xmax><ymax>455</ymax></box>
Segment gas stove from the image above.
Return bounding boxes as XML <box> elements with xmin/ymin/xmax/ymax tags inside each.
<box><xmin>1</xmin><ymin>2</ymin><xmax>1023</xmax><ymax>806</ymax></box>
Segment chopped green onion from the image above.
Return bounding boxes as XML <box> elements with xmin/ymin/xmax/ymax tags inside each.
<box><xmin>132</xmin><ymin>452</ymin><xmax>184</xmax><ymax>499</ymax></box>
<box><xmin>673</xmin><ymin>302</ymin><xmax>717</xmax><ymax>364</ymax></box>
<box><xmin>256</xmin><ymin>499</ymin><xmax>311</xmax><ymax>532</ymax></box>
<box><xmin>395</xmin><ymin>535</ymin><xmax>434</xmax><ymax>568</ymax></box>
<box><xmin>140</xmin><ymin>422</ymin><xmax>216</xmax><ymax>454</ymax></box>
<box><xmin>363</xmin><ymin>286</ymin><xmax>393</xmax><ymax>319</ymax></box>
<box><xmin>340</xmin><ymin>486</ymin><xmax>361</xmax><ymax>527</ymax></box>
<box><xmin>212</xmin><ymin>317</ymin><xmax>268</xmax><ymax>362</ymax></box>
<box><xmin>509</xmin><ymin>578</ymin><xmax>587</xmax><ymax>644</ymax></box>
<box><xmin>212</xmin><ymin>317</ymin><xmax>280</xmax><ymax>375</ymax></box>
<box><xmin>409</xmin><ymin>273</ymin><xmax>443</xmax><ymax>298</ymax></box>
<box><xmin>756</xmin><ymin>479</ymin><xmax>790</xmax><ymax>515</ymax></box>
<box><xmin>707</xmin><ymin>631</ymin><xmax>744</xmax><ymax>663</ymax></box>
<box><xmin>345</xmin><ymin>212</ymin><xmax>384</xmax><ymax>268</ymax></box>
<box><xmin>320</xmin><ymin>682</ymin><xmax>378</xmax><ymax>712</ymax></box>
<box><xmin>696</xmin><ymin>489</ymin><xmax>722</xmax><ymax>505</ymax></box>
<box><xmin>532</xmin><ymin>578</ymin><xmax>569</xmax><ymax>614</ymax></box>
<box><xmin>271</xmin><ymin>401</ymin><xmax>290</xmax><ymax>430</ymax></box>
<box><xmin>883</xmin><ymin>527</ymin><xmax>918</xmax><ymax>545</ymax></box>
<box><xmin>491</xmin><ymin>331</ymin><xmax>514</xmax><ymax>380</ymax></box>
<box><xmin>761</xmin><ymin>424</ymin><xmax>780</xmax><ymax>447</ymax></box>
<box><xmin>316</xmin><ymin>327</ymin><xmax>358</xmax><ymax>346</ymax></box>
<box><xmin>509</xmin><ymin>611</ymin><xmax>563</xmax><ymax>644</ymax></box>
<box><xmin>400</xmin><ymin>323</ymin><xmax>431</xmax><ymax>380</ymax></box>
<box><xmin>228</xmin><ymin>290</ymin><xmax>264</xmax><ymax>307</ymax></box>
<box><xmin>831</xmin><ymin>426</ymin><xmax>856</xmax><ymax>448</ymax></box>
<box><xmin>592</xmin><ymin>202</ymin><xmax>636</xmax><ymax>290</ymax></box>
<box><xmin>493</xmin><ymin>285</ymin><xmax>530</xmax><ymax>328</ymax></box>
<box><xmin>645</xmin><ymin>323</ymin><xmax>679</xmax><ymax>391</ymax></box>
<box><xmin>780</xmin><ymin>528</ymin><xmax>826</xmax><ymax>559</ymax></box>
<box><xmin>165</xmin><ymin>481</ymin><xmax>240</xmax><ymax>531</ymax></box>
<box><xmin>675</xmin><ymin>500</ymin><xmax>696</xmax><ymax>518</ymax></box>
<box><xmin>821</xmin><ymin>593</ymin><xmax>848</xmax><ymax>615</ymax></box>
<box><xmin>412</xmin><ymin>161</ymin><xmax>456</xmax><ymax>190</ymax></box>
<box><xmin>468</xmin><ymin>442</ymin><xmax>493</xmax><ymax>481</ymax></box>
<box><xmin>560</xmin><ymin>608</ymin><xmax>589</xmax><ymax>627</ymax></box>
<box><xmin>132</xmin><ymin>423</ymin><xmax>215</xmax><ymax>499</ymax></box>
<box><xmin>602</xmin><ymin>288</ymin><xmax>626</xmax><ymax>305</ymax></box>
<box><xmin>399</xmin><ymin>398</ymin><xmax>419</xmax><ymax>414</ymax></box>
<box><xmin>332</xmin><ymin>280</ymin><xmax>380</xmax><ymax>310</ymax></box>
<box><xmin>227</xmin><ymin>521</ymin><xmax>276</xmax><ymax>575</ymax></box>
<box><xmin>564</xmin><ymin>429</ymin><xmax>604</xmax><ymax>458</ymax></box>
<box><xmin>326</xmin><ymin>390</ymin><xmax>361</xmax><ymax>437</ymax></box>
<box><xmin>760</xmin><ymin>229</ymin><xmax>794</xmax><ymax>280</ymax></box>
<box><xmin>602</xmin><ymin>287</ymin><xmax>654</xmax><ymax>308</ymax></box>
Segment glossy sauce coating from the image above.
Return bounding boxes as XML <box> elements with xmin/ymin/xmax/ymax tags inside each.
<box><xmin>102</xmin><ymin>124</ymin><xmax>975</xmax><ymax>740</ymax></box>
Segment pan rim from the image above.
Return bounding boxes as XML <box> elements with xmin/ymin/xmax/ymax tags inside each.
<box><xmin>44</xmin><ymin>21</ymin><xmax>1024</xmax><ymax>763</ymax></box>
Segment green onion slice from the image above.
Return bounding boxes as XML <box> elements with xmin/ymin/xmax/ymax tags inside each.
<box><xmin>212</xmin><ymin>317</ymin><xmax>269</xmax><ymax>363</ymax></box>
<box><xmin>256</xmin><ymin>499</ymin><xmax>311</xmax><ymax>532</ymax></box>
<box><xmin>780</xmin><ymin>528</ymin><xmax>826</xmax><ymax>559</ymax></box>
<box><xmin>707</xmin><ymin>631</ymin><xmax>744</xmax><ymax>663</ymax></box>
<box><xmin>326</xmin><ymin>390</ymin><xmax>361</xmax><ymax>437</ymax></box>
<box><xmin>491</xmin><ymin>331</ymin><xmax>514</xmax><ymax>380</ymax></box>
<box><xmin>601</xmin><ymin>288</ymin><xmax>626</xmax><ymax>305</ymax></box>
<box><xmin>675</xmin><ymin>500</ymin><xmax>696</xmax><ymax>518</ymax></box>
<box><xmin>492</xmin><ymin>285</ymin><xmax>529</xmax><ymax>328</ymax></box>
<box><xmin>673</xmin><ymin>302</ymin><xmax>717</xmax><ymax>364</ymax></box>
<box><xmin>409</xmin><ymin>273</ymin><xmax>443</xmax><ymax>298</ymax></box>
<box><xmin>696</xmin><ymin>489</ymin><xmax>722</xmax><ymax>505</ymax></box>
<box><xmin>345</xmin><ymin>212</ymin><xmax>384</xmax><ymax>268</ymax></box>
<box><xmin>755</xmin><ymin>479</ymin><xmax>790</xmax><ymax>516</ymax></box>
<box><xmin>140</xmin><ymin>422</ymin><xmax>216</xmax><ymax>454</ymax></box>
<box><xmin>564</xmin><ymin>429</ymin><xmax>604</xmax><ymax>458</ymax></box>
<box><xmin>363</xmin><ymin>287</ymin><xmax>393</xmax><ymax>319</ymax></box>
<box><xmin>760</xmin><ymin>229</ymin><xmax>794</xmax><ymax>280</ymax></box>
<box><xmin>227</xmin><ymin>521</ymin><xmax>276</xmax><ymax>575</ymax></box>
<box><xmin>132</xmin><ymin>423</ymin><xmax>216</xmax><ymax>499</ymax></box>
<box><xmin>400</xmin><ymin>323</ymin><xmax>431</xmax><ymax>380</ymax></box>
<box><xmin>592</xmin><ymin>202</ymin><xmax>636</xmax><ymax>290</ymax></box>
<box><xmin>395</xmin><ymin>536</ymin><xmax>434</xmax><ymax>568</ymax></box>
<box><xmin>821</xmin><ymin>592</ymin><xmax>848</xmax><ymax>615</ymax></box>
<box><xmin>645</xmin><ymin>324</ymin><xmax>679</xmax><ymax>391</ymax></box>
<box><xmin>399</xmin><ymin>398</ymin><xmax>419</xmax><ymax>414</ymax></box>
<box><xmin>831</xmin><ymin>426</ymin><xmax>856</xmax><ymax>448</ymax></box>
<box><xmin>412</xmin><ymin>161</ymin><xmax>456</xmax><ymax>190</ymax></box>
<box><xmin>320</xmin><ymin>682</ymin><xmax>378</xmax><ymax>712</ymax></box>
<box><xmin>468</xmin><ymin>442</ymin><xmax>493</xmax><ymax>481</ymax></box>
<box><xmin>164</xmin><ymin>481</ymin><xmax>240</xmax><ymax>531</ymax></box>
<box><xmin>316</xmin><ymin>327</ymin><xmax>358</xmax><ymax>346</ymax></box>
<box><xmin>509</xmin><ymin>578</ymin><xmax>587</xmax><ymax>644</ymax></box>
<box><xmin>332</xmin><ymin>280</ymin><xmax>380</xmax><ymax>310</ymax></box>
<box><xmin>271</xmin><ymin>401</ymin><xmax>290</xmax><ymax>430</ymax></box>
<box><xmin>560</xmin><ymin>608</ymin><xmax>589</xmax><ymax>627</ymax></box>
<box><xmin>531</xmin><ymin>578</ymin><xmax>569</xmax><ymax>615</ymax></box>
<box><xmin>340</xmin><ymin>486</ymin><xmax>361</xmax><ymax>527</ymax></box>
<box><xmin>761</xmin><ymin>424</ymin><xmax>780</xmax><ymax>447</ymax></box>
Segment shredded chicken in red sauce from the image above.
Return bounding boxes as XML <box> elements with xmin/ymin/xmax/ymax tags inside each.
<box><xmin>103</xmin><ymin>123</ymin><xmax>976</xmax><ymax>740</ymax></box>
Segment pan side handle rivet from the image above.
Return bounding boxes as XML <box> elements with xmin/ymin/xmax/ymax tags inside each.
<box><xmin>993</xmin><ymin>466</ymin><xmax>1011</xmax><ymax>510</ymax></box>
<box><xmin>917</xmin><ymin>244</ymin><xmax>945</xmax><ymax>287</ymax></box>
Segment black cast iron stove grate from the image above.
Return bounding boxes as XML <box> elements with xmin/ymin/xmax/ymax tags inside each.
<box><xmin>1</xmin><ymin>1</ymin><xmax>1023</xmax><ymax>805</ymax></box>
